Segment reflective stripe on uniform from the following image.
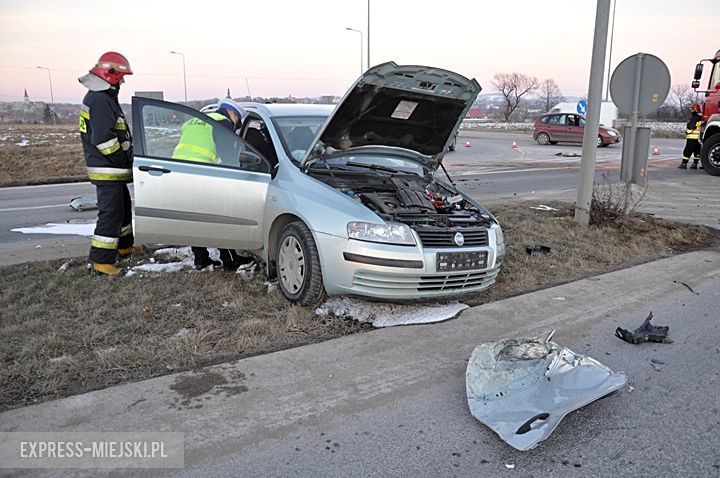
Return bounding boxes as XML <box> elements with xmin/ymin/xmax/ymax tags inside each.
<box><xmin>173</xmin><ymin>143</ymin><xmax>218</xmax><ymax>162</ymax></box>
<box><xmin>97</xmin><ymin>137</ymin><xmax>120</xmax><ymax>155</ymax></box>
<box><xmin>80</xmin><ymin>104</ymin><xmax>90</xmax><ymax>119</ymax></box>
<box><xmin>115</xmin><ymin>117</ymin><xmax>127</xmax><ymax>130</ymax></box>
<box><xmin>91</xmin><ymin>234</ymin><xmax>119</xmax><ymax>250</ymax></box>
<box><xmin>86</xmin><ymin>166</ymin><xmax>132</xmax><ymax>181</ymax></box>
<box><xmin>120</xmin><ymin>224</ymin><xmax>133</xmax><ymax>237</ymax></box>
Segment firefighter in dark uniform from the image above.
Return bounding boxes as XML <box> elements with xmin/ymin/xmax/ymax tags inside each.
<box><xmin>679</xmin><ymin>103</ymin><xmax>704</xmax><ymax>169</ymax></box>
<box><xmin>78</xmin><ymin>52</ymin><xmax>141</xmax><ymax>276</ymax></box>
<box><xmin>172</xmin><ymin>100</ymin><xmax>252</xmax><ymax>270</ymax></box>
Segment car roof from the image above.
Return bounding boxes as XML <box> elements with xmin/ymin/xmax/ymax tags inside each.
<box><xmin>240</xmin><ymin>102</ymin><xmax>335</xmax><ymax>117</ymax></box>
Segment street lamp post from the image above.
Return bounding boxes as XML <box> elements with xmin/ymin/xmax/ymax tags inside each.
<box><xmin>36</xmin><ymin>65</ymin><xmax>55</xmax><ymax>125</ymax></box>
<box><xmin>604</xmin><ymin>0</ymin><xmax>617</xmax><ymax>102</ymax></box>
<box><xmin>367</xmin><ymin>0</ymin><xmax>371</xmax><ymax>69</ymax></box>
<box><xmin>170</xmin><ymin>51</ymin><xmax>188</xmax><ymax>102</ymax></box>
<box><xmin>345</xmin><ymin>27</ymin><xmax>363</xmax><ymax>75</ymax></box>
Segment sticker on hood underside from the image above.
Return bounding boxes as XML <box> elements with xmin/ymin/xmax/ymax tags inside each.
<box><xmin>390</xmin><ymin>100</ymin><xmax>418</xmax><ymax>120</ymax></box>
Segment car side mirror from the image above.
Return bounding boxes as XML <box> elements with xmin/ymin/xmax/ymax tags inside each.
<box><xmin>694</xmin><ymin>63</ymin><xmax>704</xmax><ymax>80</ymax></box>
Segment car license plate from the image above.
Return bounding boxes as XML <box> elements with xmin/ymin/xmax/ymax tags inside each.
<box><xmin>436</xmin><ymin>251</ymin><xmax>487</xmax><ymax>272</ymax></box>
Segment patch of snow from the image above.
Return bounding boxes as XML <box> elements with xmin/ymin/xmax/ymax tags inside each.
<box><xmin>12</xmin><ymin>223</ymin><xmax>95</xmax><ymax>236</ymax></box>
<box><xmin>265</xmin><ymin>280</ymin><xmax>278</xmax><ymax>292</ymax></box>
<box><xmin>168</xmin><ymin>327</ymin><xmax>195</xmax><ymax>343</ymax></box>
<box><xmin>48</xmin><ymin>354</ymin><xmax>73</xmax><ymax>364</ymax></box>
<box><xmin>530</xmin><ymin>205</ymin><xmax>559</xmax><ymax>211</ymax></box>
<box><xmin>315</xmin><ymin>297</ymin><xmax>469</xmax><ymax>327</ymax></box>
<box><xmin>236</xmin><ymin>262</ymin><xmax>257</xmax><ymax>280</ymax></box>
<box><xmin>15</xmin><ymin>139</ymin><xmax>29</xmax><ymax>147</ymax></box>
<box><xmin>131</xmin><ymin>261</ymin><xmax>188</xmax><ymax>274</ymax></box>
<box><xmin>154</xmin><ymin>246</ymin><xmax>220</xmax><ymax>262</ymax></box>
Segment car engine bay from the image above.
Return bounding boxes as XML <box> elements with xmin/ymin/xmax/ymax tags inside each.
<box><xmin>308</xmin><ymin>165</ymin><xmax>495</xmax><ymax>247</ymax></box>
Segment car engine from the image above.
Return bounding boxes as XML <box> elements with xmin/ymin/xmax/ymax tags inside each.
<box><xmin>308</xmin><ymin>166</ymin><xmax>494</xmax><ymax>247</ymax></box>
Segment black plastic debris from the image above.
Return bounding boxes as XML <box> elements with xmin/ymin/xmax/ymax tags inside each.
<box><xmin>615</xmin><ymin>312</ymin><xmax>672</xmax><ymax>344</ymax></box>
<box><xmin>554</xmin><ymin>152</ymin><xmax>582</xmax><ymax>157</ymax></box>
<box><xmin>526</xmin><ymin>245</ymin><xmax>552</xmax><ymax>255</ymax></box>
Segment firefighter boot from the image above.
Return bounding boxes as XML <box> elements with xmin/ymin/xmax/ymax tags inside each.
<box><xmin>690</xmin><ymin>162</ymin><xmax>698</xmax><ymax>169</ymax></box>
<box><xmin>678</xmin><ymin>161</ymin><xmax>688</xmax><ymax>169</ymax></box>
<box><xmin>92</xmin><ymin>262</ymin><xmax>121</xmax><ymax>276</ymax></box>
<box><xmin>118</xmin><ymin>245</ymin><xmax>145</xmax><ymax>257</ymax></box>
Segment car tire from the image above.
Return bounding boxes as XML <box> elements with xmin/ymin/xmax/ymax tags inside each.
<box><xmin>701</xmin><ymin>134</ymin><xmax>720</xmax><ymax>176</ymax></box>
<box><xmin>277</xmin><ymin>221</ymin><xmax>326</xmax><ymax>306</ymax></box>
<box><xmin>536</xmin><ymin>132</ymin><xmax>550</xmax><ymax>145</ymax></box>
<box><xmin>448</xmin><ymin>134</ymin><xmax>457</xmax><ymax>151</ymax></box>
<box><xmin>549</xmin><ymin>141</ymin><xmax>558</xmax><ymax>145</ymax></box>
<box><xmin>597</xmin><ymin>135</ymin><xmax>603</xmax><ymax>147</ymax></box>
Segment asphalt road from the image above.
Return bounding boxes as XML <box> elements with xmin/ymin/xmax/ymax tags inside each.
<box><xmin>0</xmin><ymin>131</ymin><xmax>709</xmax><ymax>265</ymax></box>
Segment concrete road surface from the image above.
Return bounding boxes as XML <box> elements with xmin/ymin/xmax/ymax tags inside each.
<box><xmin>2</xmin><ymin>251</ymin><xmax>719</xmax><ymax>477</ymax></box>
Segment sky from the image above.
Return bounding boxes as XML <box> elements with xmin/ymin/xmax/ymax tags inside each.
<box><xmin>1</xmin><ymin>0</ymin><xmax>719</xmax><ymax>105</ymax></box>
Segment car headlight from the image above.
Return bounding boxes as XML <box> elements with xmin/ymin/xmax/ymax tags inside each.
<box><xmin>493</xmin><ymin>224</ymin><xmax>504</xmax><ymax>245</ymax></box>
<box><xmin>606</xmin><ymin>130</ymin><xmax>617</xmax><ymax>137</ymax></box>
<box><xmin>347</xmin><ymin>221</ymin><xmax>416</xmax><ymax>246</ymax></box>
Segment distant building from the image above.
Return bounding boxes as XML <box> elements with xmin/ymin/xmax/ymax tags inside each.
<box><xmin>226</xmin><ymin>88</ymin><xmax>232</xmax><ymax>99</ymax></box>
<box><xmin>23</xmin><ymin>89</ymin><xmax>30</xmax><ymax>104</ymax></box>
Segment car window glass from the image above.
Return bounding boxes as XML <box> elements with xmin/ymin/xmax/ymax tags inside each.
<box><xmin>540</xmin><ymin>116</ymin><xmax>550</xmax><ymax>124</ymax></box>
<box><xmin>140</xmin><ymin>103</ymin><xmax>269</xmax><ymax>174</ymax></box>
<box><xmin>547</xmin><ymin>114</ymin><xmax>566</xmax><ymax>125</ymax></box>
<box><xmin>271</xmin><ymin>116</ymin><xmax>328</xmax><ymax>161</ymax></box>
<box><xmin>242</xmin><ymin>117</ymin><xmax>278</xmax><ymax>167</ymax></box>
<box><xmin>579</xmin><ymin>117</ymin><xmax>586</xmax><ymax>127</ymax></box>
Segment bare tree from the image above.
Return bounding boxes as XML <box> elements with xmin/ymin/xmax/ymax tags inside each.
<box><xmin>491</xmin><ymin>72</ymin><xmax>539</xmax><ymax>122</ymax></box>
<box><xmin>538</xmin><ymin>78</ymin><xmax>563</xmax><ymax>113</ymax></box>
<box><xmin>670</xmin><ymin>83</ymin><xmax>695</xmax><ymax>116</ymax></box>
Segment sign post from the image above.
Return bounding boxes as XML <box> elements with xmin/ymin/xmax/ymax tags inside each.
<box><xmin>610</xmin><ymin>53</ymin><xmax>670</xmax><ymax>214</ymax></box>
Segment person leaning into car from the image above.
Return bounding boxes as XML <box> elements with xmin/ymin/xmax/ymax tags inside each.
<box><xmin>172</xmin><ymin>100</ymin><xmax>253</xmax><ymax>271</ymax></box>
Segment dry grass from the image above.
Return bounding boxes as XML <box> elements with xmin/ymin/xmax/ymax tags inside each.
<box><xmin>0</xmin><ymin>124</ymin><xmax>85</xmax><ymax>186</ymax></box>
<box><xmin>0</xmin><ymin>201</ymin><xmax>713</xmax><ymax>411</ymax></box>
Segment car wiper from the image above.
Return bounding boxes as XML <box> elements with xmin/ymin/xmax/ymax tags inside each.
<box><xmin>346</xmin><ymin>161</ymin><xmax>398</xmax><ymax>173</ymax></box>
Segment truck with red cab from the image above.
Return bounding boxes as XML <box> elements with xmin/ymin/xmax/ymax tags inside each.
<box><xmin>692</xmin><ymin>49</ymin><xmax>720</xmax><ymax>175</ymax></box>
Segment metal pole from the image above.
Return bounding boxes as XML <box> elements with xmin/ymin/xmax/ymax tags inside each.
<box><xmin>346</xmin><ymin>27</ymin><xmax>363</xmax><ymax>75</ymax></box>
<box><xmin>622</xmin><ymin>54</ymin><xmax>644</xmax><ymax>215</ymax></box>
<box><xmin>245</xmin><ymin>77</ymin><xmax>252</xmax><ymax>100</ymax></box>
<box><xmin>170</xmin><ymin>51</ymin><xmax>187</xmax><ymax>102</ymax></box>
<box><xmin>605</xmin><ymin>0</ymin><xmax>616</xmax><ymax>102</ymax></box>
<box><xmin>574</xmin><ymin>0</ymin><xmax>611</xmax><ymax>226</ymax></box>
<box><xmin>36</xmin><ymin>66</ymin><xmax>56</xmax><ymax>125</ymax></box>
<box><xmin>367</xmin><ymin>0</ymin><xmax>371</xmax><ymax>69</ymax></box>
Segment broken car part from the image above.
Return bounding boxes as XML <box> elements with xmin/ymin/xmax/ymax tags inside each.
<box><xmin>466</xmin><ymin>331</ymin><xmax>627</xmax><ymax>451</ymax></box>
<box><xmin>70</xmin><ymin>196</ymin><xmax>98</xmax><ymax>212</ymax></box>
<box><xmin>615</xmin><ymin>312</ymin><xmax>672</xmax><ymax>344</ymax></box>
<box><xmin>526</xmin><ymin>245</ymin><xmax>552</xmax><ymax>255</ymax></box>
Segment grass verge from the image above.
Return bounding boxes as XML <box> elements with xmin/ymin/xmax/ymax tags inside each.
<box><xmin>0</xmin><ymin>201</ymin><xmax>713</xmax><ymax>410</ymax></box>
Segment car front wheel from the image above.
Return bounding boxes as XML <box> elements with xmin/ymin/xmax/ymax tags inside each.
<box><xmin>277</xmin><ymin>221</ymin><xmax>326</xmax><ymax>306</ymax></box>
<box><xmin>536</xmin><ymin>132</ymin><xmax>550</xmax><ymax>145</ymax></box>
<box><xmin>597</xmin><ymin>135</ymin><xmax>603</xmax><ymax>147</ymax></box>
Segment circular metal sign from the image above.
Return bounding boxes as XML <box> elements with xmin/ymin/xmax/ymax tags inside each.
<box><xmin>610</xmin><ymin>53</ymin><xmax>671</xmax><ymax>116</ymax></box>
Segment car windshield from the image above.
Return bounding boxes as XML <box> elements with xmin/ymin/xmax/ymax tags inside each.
<box><xmin>271</xmin><ymin>116</ymin><xmax>328</xmax><ymax>162</ymax></box>
<box><xmin>320</xmin><ymin>153</ymin><xmax>426</xmax><ymax>176</ymax></box>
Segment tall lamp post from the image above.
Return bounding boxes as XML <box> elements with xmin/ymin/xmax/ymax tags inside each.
<box><xmin>36</xmin><ymin>65</ymin><xmax>55</xmax><ymax>125</ymax></box>
<box><xmin>604</xmin><ymin>0</ymin><xmax>617</xmax><ymax>102</ymax></box>
<box><xmin>345</xmin><ymin>27</ymin><xmax>363</xmax><ymax>75</ymax></box>
<box><xmin>170</xmin><ymin>51</ymin><xmax>188</xmax><ymax>102</ymax></box>
<box><xmin>367</xmin><ymin>0</ymin><xmax>371</xmax><ymax>69</ymax></box>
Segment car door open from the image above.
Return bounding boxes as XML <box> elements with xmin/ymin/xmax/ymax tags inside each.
<box><xmin>131</xmin><ymin>97</ymin><xmax>271</xmax><ymax>250</ymax></box>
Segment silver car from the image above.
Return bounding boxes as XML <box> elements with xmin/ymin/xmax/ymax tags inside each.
<box><xmin>131</xmin><ymin>62</ymin><xmax>505</xmax><ymax>305</ymax></box>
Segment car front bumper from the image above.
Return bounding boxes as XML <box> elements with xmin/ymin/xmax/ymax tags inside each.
<box><xmin>316</xmin><ymin>231</ymin><xmax>504</xmax><ymax>300</ymax></box>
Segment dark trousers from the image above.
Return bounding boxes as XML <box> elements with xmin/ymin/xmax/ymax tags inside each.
<box><xmin>191</xmin><ymin>247</ymin><xmax>239</xmax><ymax>268</ymax></box>
<box><xmin>683</xmin><ymin>138</ymin><xmax>701</xmax><ymax>161</ymax></box>
<box><xmin>90</xmin><ymin>183</ymin><xmax>133</xmax><ymax>264</ymax></box>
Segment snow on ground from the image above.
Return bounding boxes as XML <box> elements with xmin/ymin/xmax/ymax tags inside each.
<box><xmin>11</xmin><ymin>222</ymin><xmax>95</xmax><ymax>236</ymax></box>
<box><xmin>460</xmin><ymin>119</ymin><xmax>685</xmax><ymax>137</ymax></box>
<box><xmin>315</xmin><ymin>297</ymin><xmax>469</xmax><ymax>328</ymax></box>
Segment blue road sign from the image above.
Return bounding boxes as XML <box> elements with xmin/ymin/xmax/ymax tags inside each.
<box><xmin>576</xmin><ymin>99</ymin><xmax>588</xmax><ymax>115</ymax></box>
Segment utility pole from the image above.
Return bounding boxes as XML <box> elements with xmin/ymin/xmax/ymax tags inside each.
<box><xmin>36</xmin><ymin>66</ymin><xmax>56</xmax><ymax>125</ymax></box>
<box><xmin>605</xmin><ymin>0</ymin><xmax>617</xmax><ymax>102</ymax></box>
<box><xmin>575</xmin><ymin>0</ymin><xmax>611</xmax><ymax>226</ymax></box>
<box><xmin>367</xmin><ymin>0</ymin><xmax>371</xmax><ymax>69</ymax></box>
<box><xmin>170</xmin><ymin>51</ymin><xmax>187</xmax><ymax>102</ymax></box>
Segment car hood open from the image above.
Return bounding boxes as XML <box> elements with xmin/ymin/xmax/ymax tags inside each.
<box><xmin>303</xmin><ymin>62</ymin><xmax>481</xmax><ymax>170</ymax></box>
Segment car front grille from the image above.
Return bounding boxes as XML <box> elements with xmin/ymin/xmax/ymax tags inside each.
<box><xmin>412</xmin><ymin>226</ymin><xmax>489</xmax><ymax>248</ymax></box>
<box><xmin>352</xmin><ymin>268</ymin><xmax>500</xmax><ymax>296</ymax></box>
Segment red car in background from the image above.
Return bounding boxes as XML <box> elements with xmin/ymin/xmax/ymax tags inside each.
<box><xmin>532</xmin><ymin>113</ymin><xmax>621</xmax><ymax>147</ymax></box>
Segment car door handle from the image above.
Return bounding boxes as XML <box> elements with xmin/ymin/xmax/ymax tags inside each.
<box><xmin>138</xmin><ymin>165</ymin><xmax>171</xmax><ymax>174</ymax></box>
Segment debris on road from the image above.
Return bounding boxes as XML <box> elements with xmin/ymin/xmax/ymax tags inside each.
<box><xmin>315</xmin><ymin>297</ymin><xmax>468</xmax><ymax>327</ymax></box>
<box><xmin>615</xmin><ymin>312</ymin><xmax>672</xmax><ymax>344</ymax></box>
<box><xmin>554</xmin><ymin>152</ymin><xmax>582</xmax><ymax>157</ymax></box>
<box><xmin>69</xmin><ymin>196</ymin><xmax>98</xmax><ymax>211</ymax></box>
<box><xmin>11</xmin><ymin>222</ymin><xmax>95</xmax><ymax>236</ymax></box>
<box><xmin>57</xmin><ymin>259</ymin><xmax>74</xmax><ymax>273</ymax></box>
<box><xmin>530</xmin><ymin>204</ymin><xmax>560</xmax><ymax>211</ymax></box>
<box><xmin>466</xmin><ymin>331</ymin><xmax>627</xmax><ymax>451</ymax></box>
<box><xmin>673</xmin><ymin>280</ymin><xmax>699</xmax><ymax>295</ymax></box>
<box><xmin>526</xmin><ymin>245</ymin><xmax>552</xmax><ymax>255</ymax></box>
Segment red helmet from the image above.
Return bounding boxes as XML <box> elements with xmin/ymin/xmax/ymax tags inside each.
<box><xmin>89</xmin><ymin>52</ymin><xmax>133</xmax><ymax>86</ymax></box>
<box><xmin>691</xmin><ymin>103</ymin><xmax>702</xmax><ymax>113</ymax></box>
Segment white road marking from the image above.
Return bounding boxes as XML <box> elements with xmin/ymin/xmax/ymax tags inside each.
<box><xmin>454</xmin><ymin>166</ymin><xmax>575</xmax><ymax>176</ymax></box>
<box><xmin>0</xmin><ymin>203</ymin><xmax>69</xmax><ymax>213</ymax></box>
